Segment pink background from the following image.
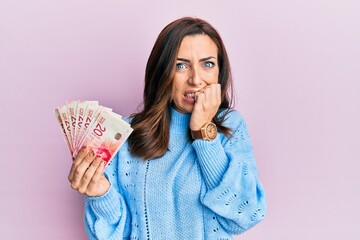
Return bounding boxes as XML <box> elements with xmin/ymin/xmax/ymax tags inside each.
<box><xmin>1</xmin><ymin>0</ymin><xmax>359</xmax><ymax>239</ymax></box>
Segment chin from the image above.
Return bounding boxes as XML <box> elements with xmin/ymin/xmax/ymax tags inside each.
<box><xmin>183</xmin><ymin>106</ymin><xmax>194</xmax><ymax>113</ymax></box>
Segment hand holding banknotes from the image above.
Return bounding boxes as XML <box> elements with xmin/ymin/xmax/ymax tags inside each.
<box><xmin>55</xmin><ymin>100</ymin><xmax>133</xmax><ymax>197</ymax></box>
<box><xmin>68</xmin><ymin>146</ymin><xmax>110</xmax><ymax>196</ymax></box>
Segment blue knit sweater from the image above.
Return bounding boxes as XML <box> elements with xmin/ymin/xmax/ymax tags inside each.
<box><xmin>84</xmin><ymin>107</ymin><xmax>266</xmax><ymax>240</ymax></box>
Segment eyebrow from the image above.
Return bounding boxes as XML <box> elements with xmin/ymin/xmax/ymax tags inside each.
<box><xmin>177</xmin><ymin>56</ymin><xmax>217</xmax><ymax>62</ymax></box>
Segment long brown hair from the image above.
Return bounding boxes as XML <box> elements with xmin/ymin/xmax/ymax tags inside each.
<box><xmin>128</xmin><ymin>17</ymin><xmax>234</xmax><ymax>160</ymax></box>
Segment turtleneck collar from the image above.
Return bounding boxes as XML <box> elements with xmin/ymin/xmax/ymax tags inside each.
<box><xmin>169</xmin><ymin>106</ymin><xmax>191</xmax><ymax>134</ymax></box>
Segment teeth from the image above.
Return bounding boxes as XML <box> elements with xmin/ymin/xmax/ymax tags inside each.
<box><xmin>185</xmin><ymin>93</ymin><xmax>196</xmax><ymax>98</ymax></box>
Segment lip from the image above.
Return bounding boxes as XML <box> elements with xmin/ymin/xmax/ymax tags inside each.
<box><xmin>184</xmin><ymin>89</ymin><xmax>200</xmax><ymax>95</ymax></box>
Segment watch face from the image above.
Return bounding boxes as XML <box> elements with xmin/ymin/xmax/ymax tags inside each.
<box><xmin>205</xmin><ymin>123</ymin><xmax>217</xmax><ymax>139</ymax></box>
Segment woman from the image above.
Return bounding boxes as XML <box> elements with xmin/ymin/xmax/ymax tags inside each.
<box><xmin>68</xmin><ymin>17</ymin><xmax>266</xmax><ymax>239</ymax></box>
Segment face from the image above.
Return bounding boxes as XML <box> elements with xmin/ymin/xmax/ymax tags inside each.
<box><xmin>171</xmin><ymin>34</ymin><xmax>219</xmax><ymax>113</ymax></box>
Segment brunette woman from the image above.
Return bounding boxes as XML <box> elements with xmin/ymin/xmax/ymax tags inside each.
<box><xmin>68</xmin><ymin>17</ymin><xmax>266</xmax><ymax>240</ymax></box>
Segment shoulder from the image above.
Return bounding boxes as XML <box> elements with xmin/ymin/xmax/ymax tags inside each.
<box><xmin>217</xmin><ymin>109</ymin><xmax>254</xmax><ymax>151</ymax></box>
<box><xmin>217</xmin><ymin>108</ymin><xmax>246</xmax><ymax>130</ymax></box>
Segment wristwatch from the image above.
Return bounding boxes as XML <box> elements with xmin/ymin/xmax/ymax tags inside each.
<box><xmin>191</xmin><ymin>122</ymin><xmax>217</xmax><ymax>141</ymax></box>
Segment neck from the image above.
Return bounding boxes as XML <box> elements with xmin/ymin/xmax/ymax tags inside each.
<box><xmin>169</xmin><ymin>106</ymin><xmax>191</xmax><ymax>134</ymax></box>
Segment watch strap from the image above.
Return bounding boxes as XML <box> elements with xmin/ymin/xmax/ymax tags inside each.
<box><xmin>191</xmin><ymin>129</ymin><xmax>204</xmax><ymax>140</ymax></box>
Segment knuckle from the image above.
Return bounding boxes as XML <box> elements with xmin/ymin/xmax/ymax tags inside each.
<box><xmin>84</xmin><ymin>157</ymin><xmax>92</xmax><ymax>163</ymax></box>
<box><xmin>78</xmin><ymin>188</ymin><xmax>86</xmax><ymax>194</ymax></box>
<box><xmin>85</xmin><ymin>189</ymin><xmax>95</xmax><ymax>197</ymax></box>
<box><xmin>94</xmin><ymin>157</ymin><xmax>102</xmax><ymax>164</ymax></box>
<box><xmin>71</xmin><ymin>182</ymin><xmax>78</xmax><ymax>190</ymax></box>
<box><xmin>74</xmin><ymin>168</ymin><xmax>82</xmax><ymax>177</ymax></box>
<box><xmin>78</xmin><ymin>146</ymin><xmax>88</xmax><ymax>155</ymax></box>
<box><xmin>90</xmin><ymin>175</ymin><xmax>100</xmax><ymax>184</ymax></box>
<box><xmin>73</xmin><ymin>157</ymin><xmax>81</xmax><ymax>165</ymax></box>
<box><xmin>92</xmin><ymin>159</ymin><xmax>101</xmax><ymax>167</ymax></box>
<box><xmin>74</xmin><ymin>153</ymin><xmax>83</xmax><ymax>162</ymax></box>
<box><xmin>85</xmin><ymin>152</ymin><xmax>95</xmax><ymax>163</ymax></box>
<box><xmin>75</xmin><ymin>148</ymin><xmax>88</xmax><ymax>161</ymax></box>
<box><xmin>82</xmin><ymin>172</ymin><xmax>91</xmax><ymax>182</ymax></box>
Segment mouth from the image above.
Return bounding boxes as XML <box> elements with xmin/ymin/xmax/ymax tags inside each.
<box><xmin>184</xmin><ymin>92</ymin><xmax>196</xmax><ymax>100</ymax></box>
<box><xmin>183</xmin><ymin>90</ymin><xmax>199</xmax><ymax>103</ymax></box>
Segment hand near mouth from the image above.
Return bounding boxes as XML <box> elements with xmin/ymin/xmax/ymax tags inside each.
<box><xmin>190</xmin><ymin>83</ymin><xmax>221</xmax><ymax>131</ymax></box>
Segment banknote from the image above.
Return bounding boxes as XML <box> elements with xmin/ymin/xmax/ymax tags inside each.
<box><xmin>55</xmin><ymin>101</ymin><xmax>132</xmax><ymax>166</ymax></box>
<box><xmin>55</xmin><ymin>109</ymin><xmax>72</xmax><ymax>154</ymax></box>
<box><xmin>57</xmin><ymin>105</ymin><xmax>74</xmax><ymax>153</ymax></box>
<box><xmin>80</xmin><ymin>109</ymin><xmax>132</xmax><ymax>166</ymax></box>
<box><xmin>66</xmin><ymin>100</ymin><xmax>78</xmax><ymax>148</ymax></box>
<box><xmin>76</xmin><ymin>105</ymin><xmax>113</xmax><ymax>156</ymax></box>
<box><xmin>73</xmin><ymin>101</ymin><xmax>99</xmax><ymax>153</ymax></box>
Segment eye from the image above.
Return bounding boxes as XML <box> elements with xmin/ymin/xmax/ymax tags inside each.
<box><xmin>176</xmin><ymin>63</ymin><xmax>187</xmax><ymax>70</ymax></box>
<box><xmin>203</xmin><ymin>61</ymin><xmax>215</xmax><ymax>68</ymax></box>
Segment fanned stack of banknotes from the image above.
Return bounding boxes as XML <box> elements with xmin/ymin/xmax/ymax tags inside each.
<box><xmin>55</xmin><ymin>100</ymin><xmax>133</xmax><ymax>167</ymax></box>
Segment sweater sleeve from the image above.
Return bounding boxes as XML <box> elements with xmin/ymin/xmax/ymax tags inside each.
<box><xmin>83</xmin><ymin>152</ymin><xmax>131</xmax><ymax>240</ymax></box>
<box><xmin>192</xmin><ymin>111</ymin><xmax>266</xmax><ymax>235</ymax></box>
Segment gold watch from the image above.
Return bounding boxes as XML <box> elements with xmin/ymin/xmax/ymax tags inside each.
<box><xmin>191</xmin><ymin>122</ymin><xmax>217</xmax><ymax>141</ymax></box>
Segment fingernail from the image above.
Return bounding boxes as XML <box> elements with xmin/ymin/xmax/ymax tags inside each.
<box><xmin>89</xmin><ymin>150</ymin><xmax>95</xmax><ymax>157</ymax></box>
<box><xmin>80</xmin><ymin>146</ymin><xmax>88</xmax><ymax>154</ymax></box>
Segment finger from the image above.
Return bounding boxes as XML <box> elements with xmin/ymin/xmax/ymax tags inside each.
<box><xmin>208</xmin><ymin>84</ymin><xmax>220</xmax><ymax>105</ymax></box>
<box><xmin>68</xmin><ymin>146</ymin><xmax>90</xmax><ymax>182</ymax></box>
<box><xmin>216</xmin><ymin>84</ymin><xmax>221</xmax><ymax>105</ymax></box>
<box><xmin>78</xmin><ymin>157</ymin><xmax>102</xmax><ymax>194</ymax></box>
<box><xmin>210</xmin><ymin>84</ymin><xmax>218</xmax><ymax>106</ymax></box>
<box><xmin>86</xmin><ymin>160</ymin><xmax>106</xmax><ymax>195</ymax></box>
<box><xmin>202</xmin><ymin>86</ymin><xmax>214</xmax><ymax>107</ymax></box>
<box><xmin>195</xmin><ymin>91</ymin><xmax>205</xmax><ymax>106</ymax></box>
<box><xmin>70</xmin><ymin>150</ymin><xmax>96</xmax><ymax>190</ymax></box>
<box><xmin>75</xmin><ymin>146</ymin><xmax>90</xmax><ymax>163</ymax></box>
<box><xmin>201</xmin><ymin>85</ymin><xmax>220</xmax><ymax>115</ymax></box>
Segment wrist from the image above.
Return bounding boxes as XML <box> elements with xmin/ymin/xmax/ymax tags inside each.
<box><xmin>191</xmin><ymin>122</ymin><xmax>218</xmax><ymax>141</ymax></box>
<box><xmin>190</xmin><ymin>120</ymin><xmax>212</xmax><ymax>131</ymax></box>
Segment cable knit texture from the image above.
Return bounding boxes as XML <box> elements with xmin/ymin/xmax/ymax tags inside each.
<box><xmin>84</xmin><ymin>107</ymin><xmax>266</xmax><ymax>240</ymax></box>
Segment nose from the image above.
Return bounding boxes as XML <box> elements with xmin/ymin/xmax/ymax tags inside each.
<box><xmin>188</xmin><ymin>66</ymin><xmax>203</xmax><ymax>86</ymax></box>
